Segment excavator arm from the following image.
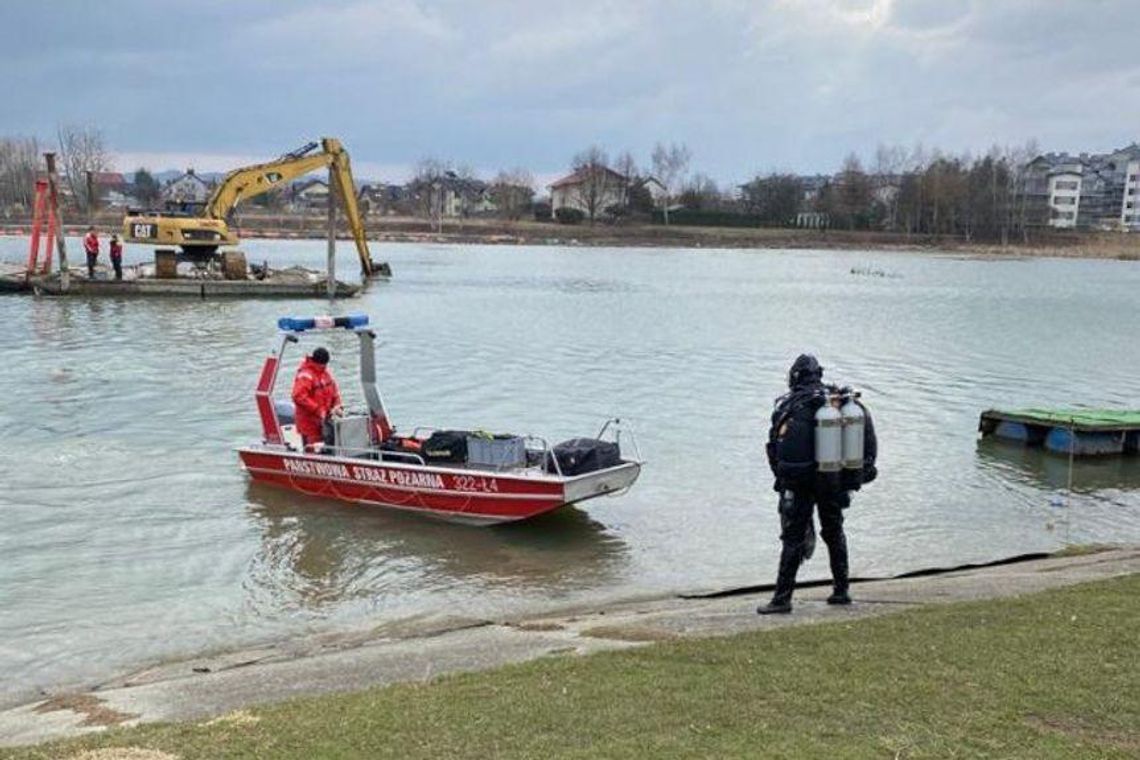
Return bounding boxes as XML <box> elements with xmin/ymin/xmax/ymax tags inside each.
<box><xmin>204</xmin><ymin>138</ymin><xmax>378</xmax><ymax>276</ymax></box>
<box><xmin>124</xmin><ymin>137</ymin><xmax>383</xmax><ymax>277</ymax></box>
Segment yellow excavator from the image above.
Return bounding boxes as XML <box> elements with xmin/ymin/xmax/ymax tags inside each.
<box><xmin>123</xmin><ymin>138</ymin><xmax>388</xmax><ymax>277</ymax></box>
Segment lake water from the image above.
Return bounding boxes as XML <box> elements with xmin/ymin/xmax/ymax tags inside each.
<box><xmin>2</xmin><ymin>238</ymin><xmax>1139</xmax><ymax>704</ymax></box>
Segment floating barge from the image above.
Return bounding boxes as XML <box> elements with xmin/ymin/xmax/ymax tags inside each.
<box><xmin>0</xmin><ymin>262</ymin><xmax>360</xmax><ymax>299</ymax></box>
<box><xmin>979</xmin><ymin>408</ymin><xmax>1140</xmax><ymax>457</ymax></box>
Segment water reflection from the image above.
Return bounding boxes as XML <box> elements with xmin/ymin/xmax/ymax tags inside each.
<box><xmin>976</xmin><ymin>438</ymin><xmax>1140</xmax><ymax>494</ymax></box>
<box><xmin>243</xmin><ymin>483</ymin><xmax>628</xmax><ymax>613</ymax></box>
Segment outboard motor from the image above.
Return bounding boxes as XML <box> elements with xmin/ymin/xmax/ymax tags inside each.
<box><xmin>814</xmin><ymin>393</ymin><xmax>843</xmax><ymax>489</ymax></box>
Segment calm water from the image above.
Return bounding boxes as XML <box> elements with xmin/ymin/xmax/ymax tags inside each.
<box><xmin>2</xmin><ymin>238</ymin><xmax>1139</xmax><ymax>703</ymax></box>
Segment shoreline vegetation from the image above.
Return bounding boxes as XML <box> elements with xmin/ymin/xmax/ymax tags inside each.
<box><xmin>4</xmin><ymin>569</ymin><xmax>1136</xmax><ymax>759</ymax></box>
<box><xmin>2</xmin><ymin>213</ymin><xmax>1139</xmax><ymax>261</ymax></box>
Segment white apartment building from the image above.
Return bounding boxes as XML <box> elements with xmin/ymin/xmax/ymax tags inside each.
<box><xmin>1047</xmin><ymin>167</ymin><xmax>1082</xmax><ymax>229</ymax></box>
<box><xmin>1122</xmin><ymin>159</ymin><xmax>1140</xmax><ymax>231</ymax></box>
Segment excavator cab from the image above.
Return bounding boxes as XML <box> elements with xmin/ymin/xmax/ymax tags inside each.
<box><xmin>122</xmin><ymin>206</ymin><xmax>235</xmax><ymax>255</ymax></box>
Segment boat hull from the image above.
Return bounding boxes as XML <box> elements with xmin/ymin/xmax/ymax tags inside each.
<box><xmin>238</xmin><ymin>446</ymin><xmax>641</xmax><ymax>525</ymax></box>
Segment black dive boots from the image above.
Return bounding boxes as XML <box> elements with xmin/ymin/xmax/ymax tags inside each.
<box><xmin>757</xmin><ymin>533</ymin><xmax>853</xmax><ymax>613</ymax></box>
<box><xmin>757</xmin><ymin>545</ymin><xmax>801</xmax><ymax>614</ymax></box>
<box><xmin>825</xmin><ymin>532</ymin><xmax>851</xmax><ymax>605</ymax></box>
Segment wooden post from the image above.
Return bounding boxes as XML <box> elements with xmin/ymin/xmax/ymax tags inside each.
<box><xmin>85</xmin><ymin>170</ymin><xmax>97</xmax><ymax>216</ymax></box>
<box><xmin>326</xmin><ymin>167</ymin><xmax>337</xmax><ymax>299</ymax></box>
<box><xmin>44</xmin><ymin>152</ymin><xmax>70</xmax><ymax>292</ymax></box>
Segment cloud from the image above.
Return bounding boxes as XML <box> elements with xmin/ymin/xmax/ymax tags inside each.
<box><xmin>242</xmin><ymin>0</ymin><xmax>456</xmax><ymax>68</ymax></box>
<box><xmin>2</xmin><ymin>0</ymin><xmax>1138</xmax><ymax>183</ymax></box>
<box><xmin>887</xmin><ymin>0</ymin><xmax>972</xmax><ymax>32</ymax></box>
<box><xmin>488</xmin><ymin>6</ymin><xmax>643</xmax><ymax>62</ymax></box>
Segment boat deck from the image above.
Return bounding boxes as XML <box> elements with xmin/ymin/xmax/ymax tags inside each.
<box><xmin>0</xmin><ymin>266</ymin><xmax>360</xmax><ymax>298</ymax></box>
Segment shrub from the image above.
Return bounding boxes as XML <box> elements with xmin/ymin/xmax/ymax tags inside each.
<box><xmin>652</xmin><ymin>209</ymin><xmax>767</xmax><ymax>227</ymax></box>
<box><xmin>532</xmin><ymin>201</ymin><xmax>552</xmax><ymax>221</ymax></box>
<box><xmin>554</xmin><ymin>207</ymin><xmax>585</xmax><ymax>225</ymax></box>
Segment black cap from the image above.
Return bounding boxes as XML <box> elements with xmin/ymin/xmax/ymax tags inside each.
<box><xmin>788</xmin><ymin>354</ymin><xmax>823</xmax><ymax>388</ymax></box>
<box><xmin>311</xmin><ymin>347</ymin><xmax>330</xmax><ymax>365</ymax></box>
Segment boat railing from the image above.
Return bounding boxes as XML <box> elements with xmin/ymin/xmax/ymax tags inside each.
<box><xmin>311</xmin><ymin>421</ymin><xmax>637</xmax><ymax>478</ymax></box>
<box><xmin>310</xmin><ymin>442</ymin><xmax>429</xmax><ymax>466</ymax></box>
<box><xmin>524</xmin><ymin>435</ymin><xmax>560</xmax><ymax>477</ymax></box>
<box><xmin>596</xmin><ymin>417</ymin><xmax>644</xmax><ymax>464</ymax></box>
<box><xmin>378</xmin><ymin>449</ymin><xmax>427</xmax><ymax>466</ymax></box>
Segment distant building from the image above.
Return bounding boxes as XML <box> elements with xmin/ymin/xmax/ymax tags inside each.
<box><xmin>636</xmin><ymin>176</ymin><xmax>668</xmax><ymax>207</ymax></box>
<box><xmin>290</xmin><ymin>178</ymin><xmax>329</xmax><ymax>210</ymax></box>
<box><xmin>440</xmin><ymin>173</ymin><xmax>492</xmax><ymax>217</ymax></box>
<box><xmin>405</xmin><ymin>171</ymin><xmax>494</xmax><ymax>218</ymax></box>
<box><xmin>1123</xmin><ymin>157</ymin><xmax>1140</xmax><ymax>231</ymax></box>
<box><xmin>162</xmin><ymin>169</ymin><xmax>212</xmax><ymax>204</ymax></box>
<box><xmin>357</xmin><ymin>183</ymin><xmax>406</xmax><ymax>215</ymax></box>
<box><xmin>90</xmin><ymin>172</ymin><xmax>132</xmax><ymax>207</ymax></box>
<box><xmin>1024</xmin><ymin>144</ymin><xmax>1140</xmax><ymax>230</ymax></box>
<box><xmin>548</xmin><ymin>167</ymin><xmax>629</xmax><ymax>219</ymax></box>
<box><xmin>798</xmin><ymin>174</ymin><xmax>831</xmax><ymax>206</ymax></box>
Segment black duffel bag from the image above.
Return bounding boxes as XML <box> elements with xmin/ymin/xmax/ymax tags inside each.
<box><xmin>545</xmin><ymin>437</ymin><xmax>621</xmax><ymax>476</ymax></box>
<box><xmin>421</xmin><ymin>430</ymin><xmax>470</xmax><ymax>463</ymax></box>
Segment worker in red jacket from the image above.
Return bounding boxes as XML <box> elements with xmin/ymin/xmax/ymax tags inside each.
<box><xmin>291</xmin><ymin>347</ymin><xmax>343</xmax><ymax>449</ymax></box>
<box><xmin>83</xmin><ymin>226</ymin><xmax>99</xmax><ymax>278</ymax></box>
<box><xmin>109</xmin><ymin>234</ymin><xmax>124</xmax><ymax>280</ymax></box>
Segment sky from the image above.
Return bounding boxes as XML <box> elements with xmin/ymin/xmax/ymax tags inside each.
<box><xmin>3</xmin><ymin>0</ymin><xmax>1138</xmax><ymax>187</ymax></box>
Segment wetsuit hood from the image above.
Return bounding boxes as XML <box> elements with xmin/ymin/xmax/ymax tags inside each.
<box><xmin>788</xmin><ymin>354</ymin><xmax>823</xmax><ymax>389</ymax></box>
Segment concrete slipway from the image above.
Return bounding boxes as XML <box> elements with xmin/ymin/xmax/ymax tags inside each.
<box><xmin>1</xmin><ymin>546</ymin><xmax>1137</xmax><ymax>748</ymax></box>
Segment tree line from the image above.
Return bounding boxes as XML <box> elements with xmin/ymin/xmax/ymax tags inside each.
<box><xmin>0</xmin><ymin>125</ymin><xmax>1047</xmax><ymax>242</ymax></box>
<box><xmin>0</xmin><ymin>125</ymin><xmax>122</xmax><ymax>214</ymax></box>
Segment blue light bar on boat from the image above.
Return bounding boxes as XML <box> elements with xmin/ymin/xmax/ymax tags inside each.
<box><xmin>277</xmin><ymin>314</ymin><xmax>369</xmax><ymax>332</ymax></box>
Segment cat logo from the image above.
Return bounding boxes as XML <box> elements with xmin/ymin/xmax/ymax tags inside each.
<box><xmin>131</xmin><ymin>223</ymin><xmax>157</xmax><ymax>239</ymax></box>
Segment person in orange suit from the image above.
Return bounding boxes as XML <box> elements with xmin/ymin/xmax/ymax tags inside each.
<box><xmin>291</xmin><ymin>347</ymin><xmax>343</xmax><ymax>449</ymax></box>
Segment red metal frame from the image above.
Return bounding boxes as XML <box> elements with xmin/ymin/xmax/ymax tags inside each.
<box><xmin>255</xmin><ymin>352</ymin><xmax>283</xmax><ymax>445</ymax></box>
<box><xmin>25</xmin><ymin>180</ymin><xmax>48</xmax><ymax>278</ymax></box>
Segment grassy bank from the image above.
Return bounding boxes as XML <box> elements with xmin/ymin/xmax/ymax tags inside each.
<box><xmin>7</xmin><ymin>574</ymin><xmax>1137</xmax><ymax>759</ymax></box>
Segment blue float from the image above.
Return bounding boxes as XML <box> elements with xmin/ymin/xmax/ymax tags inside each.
<box><xmin>277</xmin><ymin>314</ymin><xmax>369</xmax><ymax>332</ymax></box>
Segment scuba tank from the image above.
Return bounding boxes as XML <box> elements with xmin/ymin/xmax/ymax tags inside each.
<box><xmin>814</xmin><ymin>393</ymin><xmax>843</xmax><ymax>490</ymax></box>
<box><xmin>840</xmin><ymin>390</ymin><xmax>865</xmax><ymax>468</ymax></box>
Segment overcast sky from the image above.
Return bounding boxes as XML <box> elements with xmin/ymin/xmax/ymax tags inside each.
<box><xmin>3</xmin><ymin>0</ymin><xmax>1138</xmax><ymax>185</ymax></box>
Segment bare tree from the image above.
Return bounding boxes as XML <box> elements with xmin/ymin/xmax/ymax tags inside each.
<box><xmin>408</xmin><ymin>157</ymin><xmax>451</xmax><ymax>226</ymax></box>
<box><xmin>569</xmin><ymin>146</ymin><xmax>616</xmax><ymax>223</ymax></box>
<box><xmin>651</xmin><ymin>142</ymin><xmax>690</xmax><ymax>224</ymax></box>
<box><xmin>0</xmin><ymin>136</ymin><xmax>41</xmax><ymax>211</ymax></box>
<box><xmin>740</xmin><ymin>172</ymin><xmax>802</xmax><ymax>224</ymax></box>
<box><xmin>1005</xmin><ymin>139</ymin><xmax>1039</xmax><ymax>244</ymax></box>
<box><xmin>132</xmin><ymin>168</ymin><xmax>162</xmax><ymax>207</ymax></box>
<box><xmin>835</xmin><ymin>153</ymin><xmax>873</xmax><ymax>229</ymax></box>
<box><xmin>613</xmin><ymin>150</ymin><xmax>638</xmax><ymax>207</ymax></box>
<box><xmin>679</xmin><ymin>173</ymin><xmax>720</xmax><ymax>211</ymax></box>
<box><xmin>57</xmin><ymin>124</ymin><xmax>109</xmax><ymax>214</ymax></box>
<box><xmin>872</xmin><ymin>144</ymin><xmax>906</xmax><ymax>230</ymax></box>
<box><xmin>490</xmin><ymin>168</ymin><xmax>534</xmax><ymax>221</ymax></box>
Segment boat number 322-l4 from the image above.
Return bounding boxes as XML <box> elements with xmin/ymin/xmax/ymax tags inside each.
<box><xmin>453</xmin><ymin>475</ymin><xmax>500</xmax><ymax>493</ymax></box>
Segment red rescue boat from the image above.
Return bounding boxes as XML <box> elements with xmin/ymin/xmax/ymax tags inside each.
<box><xmin>237</xmin><ymin>315</ymin><xmax>642</xmax><ymax>525</ymax></box>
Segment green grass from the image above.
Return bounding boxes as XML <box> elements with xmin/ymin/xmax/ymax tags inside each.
<box><xmin>7</xmin><ymin>575</ymin><xmax>1139</xmax><ymax>759</ymax></box>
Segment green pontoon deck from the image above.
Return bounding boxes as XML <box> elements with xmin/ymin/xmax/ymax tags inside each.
<box><xmin>979</xmin><ymin>408</ymin><xmax>1140</xmax><ymax>456</ymax></box>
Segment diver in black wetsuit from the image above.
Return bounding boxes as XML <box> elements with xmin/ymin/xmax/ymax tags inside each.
<box><xmin>758</xmin><ymin>354</ymin><xmax>853</xmax><ymax>614</ymax></box>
